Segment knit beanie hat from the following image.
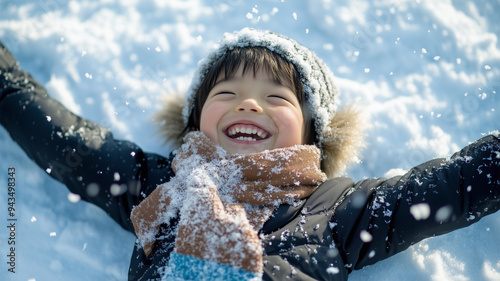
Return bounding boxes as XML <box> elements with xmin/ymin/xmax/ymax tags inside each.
<box><xmin>156</xmin><ymin>28</ymin><xmax>365</xmax><ymax>178</ymax></box>
<box><xmin>182</xmin><ymin>28</ymin><xmax>338</xmax><ymax>146</ymax></box>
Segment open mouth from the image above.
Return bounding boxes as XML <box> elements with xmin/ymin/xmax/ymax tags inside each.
<box><xmin>225</xmin><ymin>124</ymin><xmax>271</xmax><ymax>142</ymax></box>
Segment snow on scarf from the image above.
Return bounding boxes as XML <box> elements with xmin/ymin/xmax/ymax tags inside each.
<box><xmin>131</xmin><ymin>131</ymin><xmax>327</xmax><ymax>275</ymax></box>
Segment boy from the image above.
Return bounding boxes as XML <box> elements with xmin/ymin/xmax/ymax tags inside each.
<box><xmin>1</xmin><ymin>28</ymin><xmax>499</xmax><ymax>281</ymax></box>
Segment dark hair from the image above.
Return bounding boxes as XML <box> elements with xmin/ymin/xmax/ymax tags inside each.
<box><xmin>186</xmin><ymin>47</ymin><xmax>316</xmax><ymax>145</ymax></box>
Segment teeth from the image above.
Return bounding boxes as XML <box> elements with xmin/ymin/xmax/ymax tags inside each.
<box><xmin>227</xmin><ymin>125</ymin><xmax>268</xmax><ymax>139</ymax></box>
<box><xmin>236</xmin><ymin>136</ymin><xmax>257</xmax><ymax>141</ymax></box>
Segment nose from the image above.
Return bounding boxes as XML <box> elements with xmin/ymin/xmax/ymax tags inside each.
<box><xmin>236</xmin><ymin>99</ymin><xmax>263</xmax><ymax>113</ymax></box>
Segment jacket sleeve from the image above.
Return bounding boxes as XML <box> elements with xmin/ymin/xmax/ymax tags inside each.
<box><xmin>0</xmin><ymin>41</ymin><xmax>175</xmax><ymax>234</ymax></box>
<box><xmin>332</xmin><ymin>134</ymin><xmax>500</xmax><ymax>271</ymax></box>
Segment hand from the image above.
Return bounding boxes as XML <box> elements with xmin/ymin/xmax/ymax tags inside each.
<box><xmin>174</xmin><ymin>181</ymin><xmax>263</xmax><ymax>274</ymax></box>
<box><xmin>1</xmin><ymin>41</ymin><xmax>22</xmax><ymax>104</ymax></box>
<box><xmin>0</xmin><ymin>41</ymin><xmax>19</xmax><ymax>73</ymax></box>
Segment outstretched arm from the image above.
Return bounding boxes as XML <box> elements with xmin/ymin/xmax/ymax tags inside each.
<box><xmin>333</xmin><ymin>134</ymin><xmax>500</xmax><ymax>271</ymax></box>
<box><xmin>0</xmin><ymin>41</ymin><xmax>175</xmax><ymax>233</ymax></box>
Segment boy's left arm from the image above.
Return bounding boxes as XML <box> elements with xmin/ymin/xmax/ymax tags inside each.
<box><xmin>0</xmin><ymin>41</ymin><xmax>175</xmax><ymax>234</ymax></box>
<box><xmin>333</xmin><ymin>134</ymin><xmax>500</xmax><ymax>271</ymax></box>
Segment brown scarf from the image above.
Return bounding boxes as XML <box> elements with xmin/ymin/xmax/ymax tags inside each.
<box><xmin>131</xmin><ymin>132</ymin><xmax>326</xmax><ymax>274</ymax></box>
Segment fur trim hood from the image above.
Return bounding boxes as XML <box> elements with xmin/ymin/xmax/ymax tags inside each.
<box><xmin>154</xmin><ymin>92</ymin><xmax>365</xmax><ymax>179</ymax></box>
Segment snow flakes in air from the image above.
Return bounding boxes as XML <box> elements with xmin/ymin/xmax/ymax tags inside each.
<box><xmin>435</xmin><ymin>205</ymin><xmax>453</xmax><ymax>222</ymax></box>
<box><xmin>86</xmin><ymin>183</ymin><xmax>100</xmax><ymax>197</ymax></box>
<box><xmin>350</xmin><ymin>192</ymin><xmax>366</xmax><ymax>208</ymax></box>
<box><xmin>360</xmin><ymin>230</ymin><xmax>373</xmax><ymax>243</ymax></box>
<box><xmin>67</xmin><ymin>192</ymin><xmax>81</xmax><ymax>203</ymax></box>
<box><xmin>326</xmin><ymin>266</ymin><xmax>340</xmax><ymax>275</ymax></box>
<box><xmin>326</xmin><ymin>248</ymin><xmax>339</xmax><ymax>258</ymax></box>
<box><xmin>110</xmin><ymin>183</ymin><xmax>127</xmax><ymax>196</ymax></box>
<box><xmin>410</xmin><ymin>203</ymin><xmax>431</xmax><ymax>220</ymax></box>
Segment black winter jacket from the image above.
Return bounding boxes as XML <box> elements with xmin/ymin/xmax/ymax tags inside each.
<box><xmin>1</xmin><ymin>41</ymin><xmax>500</xmax><ymax>281</ymax></box>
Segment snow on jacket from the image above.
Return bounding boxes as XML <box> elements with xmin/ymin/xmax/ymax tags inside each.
<box><xmin>1</xmin><ymin>41</ymin><xmax>500</xmax><ymax>281</ymax></box>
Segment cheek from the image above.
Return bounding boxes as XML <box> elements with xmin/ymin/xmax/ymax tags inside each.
<box><xmin>272</xmin><ymin>108</ymin><xmax>305</xmax><ymax>145</ymax></box>
<box><xmin>199</xmin><ymin>103</ymin><xmax>225</xmax><ymax>140</ymax></box>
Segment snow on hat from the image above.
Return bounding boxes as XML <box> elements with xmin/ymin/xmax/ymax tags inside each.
<box><xmin>182</xmin><ymin>27</ymin><xmax>339</xmax><ymax>146</ymax></box>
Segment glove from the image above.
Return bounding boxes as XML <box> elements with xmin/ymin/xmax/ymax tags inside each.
<box><xmin>0</xmin><ymin>40</ymin><xmax>32</xmax><ymax>104</ymax></box>
<box><xmin>0</xmin><ymin>40</ymin><xmax>19</xmax><ymax>73</ymax></box>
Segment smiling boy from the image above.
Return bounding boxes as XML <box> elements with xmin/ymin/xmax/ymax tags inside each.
<box><xmin>1</xmin><ymin>28</ymin><xmax>499</xmax><ymax>281</ymax></box>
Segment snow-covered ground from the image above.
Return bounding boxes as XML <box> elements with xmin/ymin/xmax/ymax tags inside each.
<box><xmin>1</xmin><ymin>0</ymin><xmax>499</xmax><ymax>280</ymax></box>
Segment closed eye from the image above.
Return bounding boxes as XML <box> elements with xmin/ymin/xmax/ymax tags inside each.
<box><xmin>208</xmin><ymin>91</ymin><xmax>237</xmax><ymax>100</ymax></box>
<box><xmin>268</xmin><ymin>95</ymin><xmax>291</xmax><ymax>103</ymax></box>
<box><xmin>215</xmin><ymin>92</ymin><xmax>236</xmax><ymax>96</ymax></box>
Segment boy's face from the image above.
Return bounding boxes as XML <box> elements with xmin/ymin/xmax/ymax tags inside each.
<box><xmin>199</xmin><ymin>65</ymin><xmax>305</xmax><ymax>154</ymax></box>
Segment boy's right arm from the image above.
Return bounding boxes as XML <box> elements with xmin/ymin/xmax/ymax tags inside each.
<box><xmin>0</xmin><ymin>41</ymin><xmax>175</xmax><ymax>234</ymax></box>
<box><xmin>332</xmin><ymin>134</ymin><xmax>500</xmax><ymax>272</ymax></box>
